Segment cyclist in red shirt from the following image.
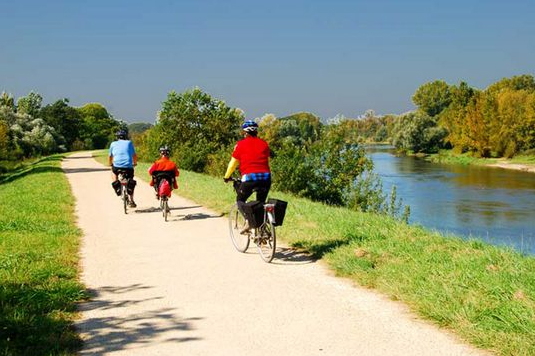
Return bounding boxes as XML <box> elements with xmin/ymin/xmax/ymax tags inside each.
<box><xmin>148</xmin><ymin>146</ymin><xmax>179</xmax><ymax>199</ymax></box>
<box><xmin>224</xmin><ymin>120</ymin><xmax>271</xmax><ymax>223</ymax></box>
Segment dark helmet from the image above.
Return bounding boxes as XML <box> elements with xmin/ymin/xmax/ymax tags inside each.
<box><xmin>116</xmin><ymin>129</ymin><xmax>128</xmax><ymax>139</ymax></box>
<box><xmin>241</xmin><ymin>120</ymin><xmax>258</xmax><ymax>133</ymax></box>
<box><xmin>159</xmin><ymin>145</ymin><xmax>170</xmax><ymax>156</ymax></box>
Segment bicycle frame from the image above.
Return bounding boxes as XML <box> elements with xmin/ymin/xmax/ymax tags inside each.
<box><xmin>228</xmin><ymin>177</ymin><xmax>277</xmax><ymax>262</ymax></box>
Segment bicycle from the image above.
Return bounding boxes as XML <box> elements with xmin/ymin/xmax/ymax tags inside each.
<box><xmin>153</xmin><ymin>172</ymin><xmax>174</xmax><ymax>222</ymax></box>
<box><xmin>116</xmin><ymin>170</ymin><xmax>130</xmax><ymax>214</ymax></box>
<box><xmin>228</xmin><ymin>177</ymin><xmax>277</xmax><ymax>263</ymax></box>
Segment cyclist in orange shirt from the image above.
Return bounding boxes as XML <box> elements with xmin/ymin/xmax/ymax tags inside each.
<box><xmin>148</xmin><ymin>146</ymin><xmax>179</xmax><ymax>199</ymax></box>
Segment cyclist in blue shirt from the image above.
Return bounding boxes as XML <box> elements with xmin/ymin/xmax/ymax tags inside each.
<box><xmin>109</xmin><ymin>129</ymin><xmax>138</xmax><ymax>207</ymax></box>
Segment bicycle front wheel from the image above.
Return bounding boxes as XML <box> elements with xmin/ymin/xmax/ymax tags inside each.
<box><xmin>257</xmin><ymin>218</ymin><xmax>276</xmax><ymax>263</ymax></box>
<box><xmin>228</xmin><ymin>204</ymin><xmax>250</xmax><ymax>252</ymax></box>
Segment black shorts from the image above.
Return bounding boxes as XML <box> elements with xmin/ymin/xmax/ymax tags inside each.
<box><xmin>236</xmin><ymin>179</ymin><xmax>271</xmax><ymax>204</ymax></box>
<box><xmin>112</xmin><ymin>166</ymin><xmax>134</xmax><ymax>179</ymax></box>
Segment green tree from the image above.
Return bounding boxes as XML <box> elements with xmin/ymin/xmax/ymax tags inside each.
<box><xmin>128</xmin><ymin>122</ymin><xmax>153</xmax><ymax>134</ymax></box>
<box><xmin>40</xmin><ymin>99</ymin><xmax>82</xmax><ymax>150</ymax></box>
<box><xmin>17</xmin><ymin>91</ymin><xmax>42</xmax><ymax>117</ymax></box>
<box><xmin>0</xmin><ymin>92</ymin><xmax>15</xmax><ymax>109</ymax></box>
<box><xmin>392</xmin><ymin>112</ymin><xmax>447</xmax><ymax>153</ymax></box>
<box><xmin>153</xmin><ymin>88</ymin><xmax>244</xmax><ymax>171</ymax></box>
<box><xmin>412</xmin><ymin>80</ymin><xmax>452</xmax><ymax>117</ymax></box>
<box><xmin>77</xmin><ymin>103</ymin><xmax>120</xmax><ymax>149</ymax></box>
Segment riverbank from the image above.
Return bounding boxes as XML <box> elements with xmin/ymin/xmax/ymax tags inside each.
<box><xmin>93</xmin><ymin>150</ymin><xmax>535</xmax><ymax>356</ymax></box>
<box><xmin>426</xmin><ymin>150</ymin><xmax>535</xmax><ymax>173</ymax></box>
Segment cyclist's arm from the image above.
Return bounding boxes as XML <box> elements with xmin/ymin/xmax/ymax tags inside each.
<box><xmin>133</xmin><ymin>153</ymin><xmax>138</xmax><ymax>166</ymax></box>
<box><xmin>108</xmin><ymin>155</ymin><xmax>113</xmax><ymax>167</ymax></box>
<box><xmin>224</xmin><ymin>157</ymin><xmax>239</xmax><ymax>179</ymax></box>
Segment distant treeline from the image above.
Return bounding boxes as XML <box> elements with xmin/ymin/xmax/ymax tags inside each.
<box><xmin>0</xmin><ymin>91</ymin><xmax>125</xmax><ymax>162</ymax></box>
<box><xmin>339</xmin><ymin>74</ymin><xmax>535</xmax><ymax>158</ymax></box>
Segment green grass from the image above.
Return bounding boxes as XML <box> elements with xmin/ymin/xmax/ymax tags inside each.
<box><xmin>0</xmin><ymin>155</ymin><xmax>86</xmax><ymax>355</ymax></box>
<box><xmin>428</xmin><ymin>149</ymin><xmax>535</xmax><ymax>169</ymax></box>
<box><xmin>94</xmin><ymin>150</ymin><xmax>535</xmax><ymax>355</ymax></box>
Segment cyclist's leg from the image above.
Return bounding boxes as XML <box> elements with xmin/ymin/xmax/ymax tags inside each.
<box><xmin>255</xmin><ymin>179</ymin><xmax>271</xmax><ymax>203</ymax></box>
<box><xmin>236</xmin><ymin>181</ymin><xmax>254</xmax><ymax>215</ymax></box>
<box><xmin>111</xmin><ymin>166</ymin><xmax>119</xmax><ymax>181</ymax></box>
<box><xmin>126</xmin><ymin>168</ymin><xmax>137</xmax><ymax>206</ymax></box>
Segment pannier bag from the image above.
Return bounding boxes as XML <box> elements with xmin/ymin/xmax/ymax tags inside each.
<box><xmin>159</xmin><ymin>179</ymin><xmax>172</xmax><ymax>197</ymax></box>
<box><xmin>126</xmin><ymin>178</ymin><xmax>137</xmax><ymax>195</ymax></box>
<box><xmin>268</xmin><ymin>198</ymin><xmax>287</xmax><ymax>226</ymax></box>
<box><xmin>242</xmin><ymin>200</ymin><xmax>265</xmax><ymax>228</ymax></box>
<box><xmin>111</xmin><ymin>180</ymin><xmax>121</xmax><ymax>196</ymax></box>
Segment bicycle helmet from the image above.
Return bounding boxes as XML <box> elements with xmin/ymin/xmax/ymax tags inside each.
<box><xmin>116</xmin><ymin>129</ymin><xmax>128</xmax><ymax>139</ymax></box>
<box><xmin>241</xmin><ymin>120</ymin><xmax>258</xmax><ymax>133</ymax></box>
<box><xmin>159</xmin><ymin>145</ymin><xmax>170</xmax><ymax>156</ymax></box>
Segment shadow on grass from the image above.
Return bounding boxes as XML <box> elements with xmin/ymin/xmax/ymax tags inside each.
<box><xmin>0</xmin><ymin>155</ymin><xmax>64</xmax><ymax>184</ymax></box>
<box><xmin>77</xmin><ymin>284</ymin><xmax>202</xmax><ymax>354</ymax></box>
<box><xmin>292</xmin><ymin>237</ymin><xmax>353</xmax><ymax>259</ymax></box>
<box><xmin>0</xmin><ymin>281</ymin><xmax>86</xmax><ymax>355</ymax></box>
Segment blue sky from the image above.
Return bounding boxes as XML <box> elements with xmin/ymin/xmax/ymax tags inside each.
<box><xmin>1</xmin><ymin>0</ymin><xmax>534</xmax><ymax>122</ymax></box>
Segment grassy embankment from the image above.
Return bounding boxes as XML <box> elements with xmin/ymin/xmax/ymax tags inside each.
<box><xmin>94</xmin><ymin>150</ymin><xmax>535</xmax><ymax>355</ymax></box>
<box><xmin>427</xmin><ymin>149</ymin><xmax>535</xmax><ymax>168</ymax></box>
<box><xmin>0</xmin><ymin>155</ymin><xmax>86</xmax><ymax>355</ymax></box>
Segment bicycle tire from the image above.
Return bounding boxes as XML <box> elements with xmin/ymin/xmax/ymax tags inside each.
<box><xmin>122</xmin><ymin>186</ymin><xmax>128</xmax><ymax>214</ymax></box>
<box><xmin>163</xmin><ymin>198</ymin><xmax>169</xmax><ymax>222</ymax></box>
<box><xmin>228</xmin><ymin>204</ymin><xmax>250</xmax><ymax>252</ymax></box>
<box><xmin>257</xmin><ymin>217</ymin><xmax>276</xmax><ymax>263</ymax></box>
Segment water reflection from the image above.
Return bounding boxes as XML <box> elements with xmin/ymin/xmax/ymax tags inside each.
<box><xmin>365</xmin><ymin>145</ymin><xmax>535</xmax><ymax>254</ymax></box>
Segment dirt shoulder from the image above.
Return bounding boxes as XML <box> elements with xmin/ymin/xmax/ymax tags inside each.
<box><xmin>63</xmin><ymin>152</ymin><xmax>490</xmax><ymax>355</ymax></box>
<box><xmin>486</xmin><ymin>161</ymin><xmax>535</xmax><ymax>173</ymax></box>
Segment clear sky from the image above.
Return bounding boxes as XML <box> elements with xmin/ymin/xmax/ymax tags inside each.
<box><xmin>1</xmin><ymin>0</ymin><xmax>534</xmax><ymax>122</ymax></box>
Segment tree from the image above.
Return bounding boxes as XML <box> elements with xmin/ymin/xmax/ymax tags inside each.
<box><xmin>412</xmin><ymin>80</ymin><xmax>452</xmax><ymax>117</ymax></box>
<box><xmin>17</xmin><ymin>91</ymin><xmax>42</xmax><ymax>117</ymax></box>
<box><xmin>40</xmin><ymin>99</ymin><xmax>82</xmax><ymax>150</ymax></box>
<box><xmin>128</xmin><ymin>122</ymin><xmax>153</xmax><ymax>134</ymax></box>
<box><xmin>154</xmin><ymin>88</ymin><xmax>244</xmax><ymax>171</ymax></box>
<box><xmin>77</xmin><ymin>103</ymin><xmax>121</xmax><ymax>149</ymax></box>
<box><xmin>0</xmin><ymin>92</ymin><xmax>15</xmax><ymax>110</ymax></box>
<box><xmin>392</xmin><ymin>112</ymin><xmax>447</xmax><ymax>153</ymax></box>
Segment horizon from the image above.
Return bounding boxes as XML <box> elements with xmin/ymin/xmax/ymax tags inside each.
<box><xmin>1</xmin><ymin>0</ymin><xmax>534</xmax><ymax>123</ymax></box>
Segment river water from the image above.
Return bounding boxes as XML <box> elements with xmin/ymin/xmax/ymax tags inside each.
<box><xmin>366</xmin><ymin>145</ymin><xmax>535</xmax><ymax>255</ymax></box>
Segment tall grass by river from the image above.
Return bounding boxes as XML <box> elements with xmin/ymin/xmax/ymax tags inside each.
<box><xmin>0</xmin><ymin>155</ymin><xmax>85</xmax><ymax>355</ymax></box>
<box><xmin>94</xmin><ymin>150</ymin><xmax>535</xmax><ymax>355</ymax></box>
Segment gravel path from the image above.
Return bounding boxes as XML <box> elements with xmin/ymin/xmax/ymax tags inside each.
<box><xmin>63</xmin><ymin>152</ymin><xmax>489</xmax><ymax>355</ymax></box>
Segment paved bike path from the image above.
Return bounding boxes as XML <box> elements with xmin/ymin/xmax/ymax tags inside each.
<box><xmin>63</xmin><ymin>152</ymin><xmax>488</xmax><ymax>355</ymax></box>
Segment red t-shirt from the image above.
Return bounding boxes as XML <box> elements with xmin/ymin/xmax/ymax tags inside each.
<box><xmin>232</xmin><ymin>136</ymin><xmax>270</xmax><ymax>175</ymax></box>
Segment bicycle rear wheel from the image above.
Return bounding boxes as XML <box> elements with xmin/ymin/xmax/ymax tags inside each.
<box><xmin>162</xmin><ymin>198</ymin><xmax>169</xmax><ymax>221</ymax></box>
<box><xmin>228</xmin><ymin>204</ymin><xmax>250</xmax><ymax>252</ymax></box>
<box><xmin>122</xmin><ymin>186</ymin><xmax>128</xmax><ymax>214</ymax></box>
<box><xmin>257</xmin><ymin>219</ymin><xmax>276</xmax><ymax>263</ymax></box>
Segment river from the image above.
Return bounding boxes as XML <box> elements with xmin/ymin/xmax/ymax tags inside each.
<box><xmin>366</xmin><ymin>145</ymin><xmax>535</xmax><ymax>255</ymax></box>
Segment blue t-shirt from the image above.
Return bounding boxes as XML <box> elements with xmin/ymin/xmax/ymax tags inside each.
<box><xmin>109</xmin><ymin>140</ymin><xmax>136</xmax><ymax>168</ymax></box>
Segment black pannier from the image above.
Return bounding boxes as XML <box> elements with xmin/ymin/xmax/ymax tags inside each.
<box><xmin>268</xmin><ymin>198</ymin><xmax>287</xmax><ymax>226</ymax></box>
<box><xmin>242</xmin><ymin>200</ymin><xmax>265</xmax><ymax>228</ymax></box>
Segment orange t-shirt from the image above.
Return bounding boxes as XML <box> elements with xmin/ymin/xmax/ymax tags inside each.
<box><xmin>148</xmin><ymin>157</ymin><xmax>179</xmax><ymax>187</ymax></box>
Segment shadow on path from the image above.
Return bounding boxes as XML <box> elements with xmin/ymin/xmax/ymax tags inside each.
<box><xmin>78</xmin><ymin>284</ymin><xmax>202</xmax><ymax>355</ymax></box>
<box><xmin>272</xmin><ymin>247</ymin><xmax>317</xmax><ymax>265</ymax></box>
<box><xmin>62</xmin><ymin>167</ymin><xmax>110</xmax><ymax>174</ymax></box>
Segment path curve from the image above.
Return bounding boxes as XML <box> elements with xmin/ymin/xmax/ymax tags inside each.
<box><xmin>63</xmin><ymin>152</ymin><xmax>489</xmax><ymax>355</ymax></box>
